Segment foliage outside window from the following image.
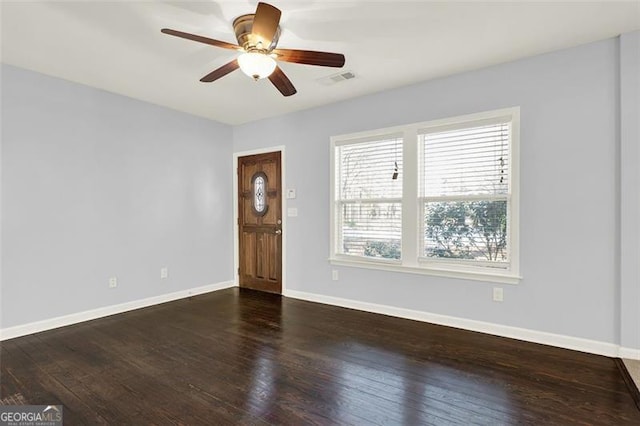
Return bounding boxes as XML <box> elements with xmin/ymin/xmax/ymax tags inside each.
<box><xmin>330</xmin><ymin>108</ymin><xmax>519</xmax><ymax>283</ymax></box>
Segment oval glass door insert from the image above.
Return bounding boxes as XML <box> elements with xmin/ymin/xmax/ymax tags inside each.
<box><xmin>252</xmin><ymin>172</ymin><xmax>268</xmax><ymax>215</ymax></box>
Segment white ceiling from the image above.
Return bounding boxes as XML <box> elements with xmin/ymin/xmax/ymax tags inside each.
<box><xmin>2</xmin><ymin>1</ymin><xmax>639</xmax><ymax>125</ymax></box>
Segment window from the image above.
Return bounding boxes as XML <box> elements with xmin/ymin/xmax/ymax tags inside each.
<box><xmin>330</xmin><ymin>108</ymin><xmax>520</xmax><ymax>283</ymax></box>
<box><xmin>334</xmin><ymin>135</ymin><xmax>403</xmax><ymax>261</ymax></box>
<box><xmin>420</xmin><ymin>120</ymin><xmax>511</xmax><ymax>268</ymax></box>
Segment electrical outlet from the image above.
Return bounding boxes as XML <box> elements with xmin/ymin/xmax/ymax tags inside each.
<box><xmin>493</xmin><ymin>287</ymin><xmax>504</xmax><ymax>302</ymax></box>
<box><xmin>160</xmin><ymin>267</ymin><xmax>168</xmax><ymax>279</ymax></box>
<box><xmin>332</xmin><ymin>270</ymin><xmax>339</xmax><ymax>281</ymax></box>
<box><xmin>109</xmin><ymin>277</ymin><xmax>117</xmax><ymax>288</ymax></box>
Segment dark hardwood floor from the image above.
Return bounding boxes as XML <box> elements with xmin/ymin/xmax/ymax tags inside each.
<box><xmin>1</xmin><ymin>288</ymin><xmax>638</xmax><ymax>425</ymax></box>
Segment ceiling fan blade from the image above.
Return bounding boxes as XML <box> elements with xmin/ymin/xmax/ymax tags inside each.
<box><xmin>268</xmin><ymin>66</ymin><xmax>297</xmax><ymax>97</ymax></box>
<box><xmin>252</xmin><ymin>2</ymin><xmax>281</xmax><ymax>47</ymax></box>
<box><xmin>200</xmin><ymin>59</ymin><xmax>240</xmax><ymax>82</ymax></box>
<box><xmin>161</xmin><ymin>28</ymin><xmax>240</xmax><ymax>50</ymax></box>
<box><xmin>272</xmin><ymin>48</ymin><xmax>345</xmax><ymax>68</ymax></box>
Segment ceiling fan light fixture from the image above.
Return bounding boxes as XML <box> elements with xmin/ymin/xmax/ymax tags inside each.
<box><xmin>238</xmin><ymin>52</ymin><xmax>276</xmax><ymax>80</ymax></box>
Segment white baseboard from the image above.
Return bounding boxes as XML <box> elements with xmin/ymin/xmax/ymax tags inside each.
<box><xmin>4</xmin><ymin>284</ymin><xmax>637</xmax><ymax>361</ymax></box>
<box><xmin>0</xmin><ymin>281</ymin><xmax>236</xmax><ymax>341</ymax></box>
<box><xmin>620</xmin><ymin>347</ymin><xmax>640</xmax><ymax>360</ymax></box>
<box><xmin>284</xmin><ymin>289</ymin><xmax>638</xmax><ymax>360</ymax></box>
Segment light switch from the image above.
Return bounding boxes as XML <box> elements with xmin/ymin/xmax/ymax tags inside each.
<box><xmin>287</xmin><ymin>207</ymin><xmax>298</xmax><ymax>217</ymax></box>
<box><xmin>286</xmin><ymin>189</ymin><xmax>297</xmax><ymax>199</ymax></box>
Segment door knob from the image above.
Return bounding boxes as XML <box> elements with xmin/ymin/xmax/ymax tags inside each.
<box><xmin>275</xmin><ymin>229</ymin><xmax>282</xmax><ymax>235</ymax></box>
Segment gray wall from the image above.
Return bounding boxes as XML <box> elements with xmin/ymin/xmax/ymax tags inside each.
<box><xmin>620</xmin><ymin>31</ymin><xmax>640</xmax><ymax>350</ymax></box>
<box><xmin>1</xmin><ymin>64</ymin><xmax>234</xmax><ymax>328</ymax></box>
<box><xmin>234</xmin><ymin>36</ymin><xmax>637</xmax><ymax>347</ymax></box>
<box><xmin>2</xmin><ymin>33</ymin><xmax>637</xmax><ymax>349</ymax></box>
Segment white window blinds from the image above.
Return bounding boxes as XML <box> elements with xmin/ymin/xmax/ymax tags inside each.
<box><xmin>422</xmin><ymin>122</ymin><xmax>510</xmax><ymax>197</ymax></box>
<box><xmin>420</xmin><ymin>120</ymin><xmax>512</xmax><ymax>265</ymax></box>
<box><xmin>335</xmin><ymin>136</ymin><xmax>403</xmax><ymax>260</ymax></box>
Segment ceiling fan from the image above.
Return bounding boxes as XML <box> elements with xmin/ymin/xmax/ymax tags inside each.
<box><xmin>161</xmin><ymin>2</ymin><xmax>346</xmax><ymax>97</ymax></box>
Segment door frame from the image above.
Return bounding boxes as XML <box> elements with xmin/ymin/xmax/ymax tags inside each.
<box><xmin>233</xmin><ymin>146</ymin><xmax>287</xmax><ymax>294</ymax></box>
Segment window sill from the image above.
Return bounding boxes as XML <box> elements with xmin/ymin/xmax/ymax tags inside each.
<box><xmin>328</xmin><ymin>257</ymin><xmax>521</xmax><ymax>284</ymax></box>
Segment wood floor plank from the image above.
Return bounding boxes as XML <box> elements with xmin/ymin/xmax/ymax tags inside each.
<box><xmin>1</xmin><ymin>287</ymin><xmax>638</xmax><ymax>425</ymax></box>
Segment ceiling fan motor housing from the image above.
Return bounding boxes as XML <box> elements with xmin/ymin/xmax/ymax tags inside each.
<box><xmin>233</xmin><ymin>14</ymin><xmax>281</xmax><ymax>52</ymax></box>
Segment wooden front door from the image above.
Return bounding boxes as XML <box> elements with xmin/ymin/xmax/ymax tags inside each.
<box><xmin>238</xmin><ymin>152</ymin><xmax>282</xmax><ymax>294</ymax></box>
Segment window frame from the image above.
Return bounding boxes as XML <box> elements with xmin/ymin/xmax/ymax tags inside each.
<box><xmin>330</xmin><ymin>107</ymin><xmax>521</xmax><ymax>284</ymax></box>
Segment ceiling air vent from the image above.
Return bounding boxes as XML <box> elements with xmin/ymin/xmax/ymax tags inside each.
<box><xmin>317</xmin><ymin>71</ymin><xmax>356</xmax><ymax>86</ymax></box>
